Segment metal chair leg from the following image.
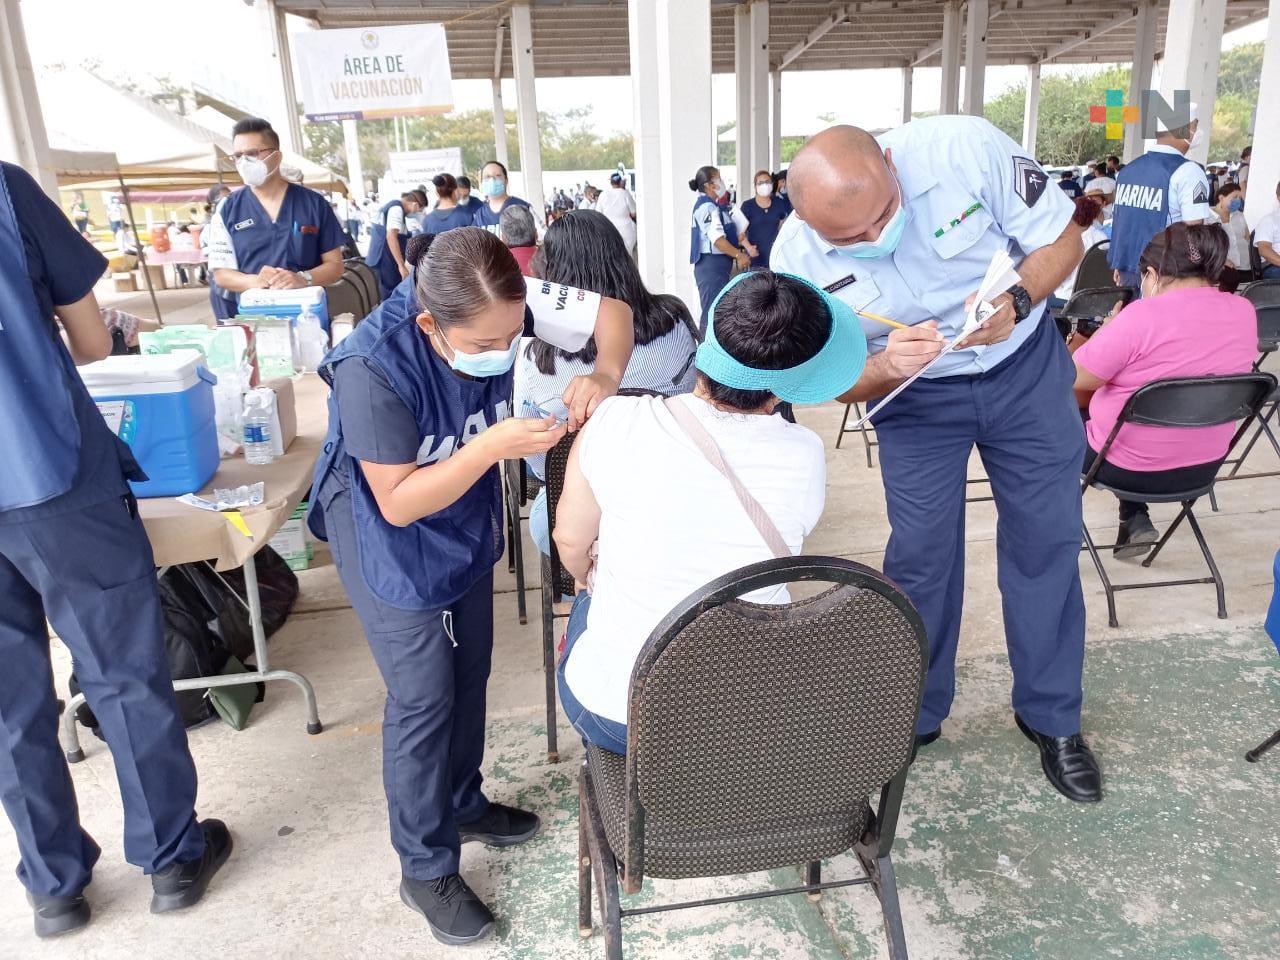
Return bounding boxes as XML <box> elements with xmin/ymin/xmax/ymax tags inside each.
<box><xmin>1082</xmin><ymin>525</ymin><xmax>1119</xmax><ymax>628</ymax></box>
<box><xmin>1181</xmin><ymin>505</ymin><xmax>1228</xmax><ymax>619</ymax></box>
<box><xmin>835</xmin><ymin>403</ymin><xmax>852</xmax><ymax>449</ymax></box>
<box><xmin>857</xmin><ymin>404</ymin><xmax>876</xmax><ymax>469</ymax></box>
<box><xmin>582</xmin><ymin>771</ymin><xmax>623</xmax><ymax>960</ymax></box>
<box><xmin>578</xmin><ymin>768</ymin><xmax>594</xmax><ymax>937</ymax></box>
<box><xmin>512</xmin><ymin>503</ymin><xmax>527</xmax><ymax>625</ymax></box>
<box><xmin>875</xmin><ymin>854</ymin><xmax>910</xmax><ymax>960</ymax></box>
<box><xmin>541</xmin><ymin>555</ymin><xmax>559</xmax><ymax>763</ymax></box>
<box><xmin>1142</xmin><ymin>501</ymin><xmax>1191</xmax><ymax>567</ymax></box>
<box><xmin>1246</xmin><ymin>727</ymin><xmax>1280</xmax><ymax>762</ymax></box>
<box><xmin>805</xmin><ymin>860</ymin><xmax>822</xmax><ymax>901</ymax></box>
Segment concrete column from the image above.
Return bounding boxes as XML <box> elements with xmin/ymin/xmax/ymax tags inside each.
<box><xmin>655</xmin><ymin>0</ymin><xmax>712</xmax><ymax>313</ymax></box>
<box><xmin>770</xmin><ymin>70</ymin><xmax>782</xmax><ymax>171</ymax></box>
<box><xmin>1244</xmin><ymin>0</ymin><xmax>1279</xmax><ymax>228</ymax></box>
<box><xmin>747</xmin><ymin>0</ymin><xmax>770</xmax><ymax>184</ymax></box>
<box><xmin>1159</xmin><ymin>0</ymin><xmax>1227</xmax><ymax>165</ymax></box>
<box><xmin>734</xmin><ymin>4</ymin><xmax>753</xmax><ymax>186</ymax></box>
<box><xmin>1022</xmin><ymin>62</ymin><xmax>1041</xmax><ymax>157</ymax></box>
<box><xmin>629</xmin><ymin>0</ymin><xmax>666</xmax><ymax>289</ymax></box>
<box><xmin>260</xmin><ymin>0</ymin><xmax>302</xmax><ymax>154</ymax></box>
<box><xmin>939</xmin><ymin>0</ymin><xmax>962</xmax><ymax>115</ymax></box>
<box><xmin>962</xmin><ymin>0</ymin><xmax>988</xmax><ymax>117</ymax></box>
<box><xmin>1124</xmin><ymin>0</ymin><xmax>1158</xmax><ymax>162</ymax></box>
<box><xmin>0</xmin><ymin>0</ymin><xmax>56</xmax><ymax>197</ymax></box>
<box><xmin>510</xmin><ymin>3</ymin><xmax>545</xmax><ymax>217</ymax></box>
<box><xmin>342</xmin><ymin>118</ymin><xmax>364</xmax><ymax>198</ymax></box>
<box><xmin>901</xmin><ymin>65</ymin><xmax>914</xmax><ymax>125</ymax></box>
<box><xmin>490</xmin><ymin>78</ymin><xmax>509</xmax><ymax>167</ymax></box>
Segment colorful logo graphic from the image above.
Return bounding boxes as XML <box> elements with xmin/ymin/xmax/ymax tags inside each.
<box><xmin>1089</xmin><ymin>89</ymin><xmax>1140</xmax><ymax>140</ymax></box>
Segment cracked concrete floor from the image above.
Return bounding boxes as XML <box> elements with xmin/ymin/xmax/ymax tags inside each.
<box><xmin>2</xmin><ymin>398</ymin><xmax>1279</xmax><ymax>960</ymax></box>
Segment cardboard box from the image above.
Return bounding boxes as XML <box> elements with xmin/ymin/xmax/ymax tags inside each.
<box><xmin>259</xmin><ymin>375</ymin><xmax>297</xmax><ymax>454</ymax></box>
<box><xmin>268</xmin><ymin>502</ymin><xmax>313</xmax><ymax>571</ymax></box>
<box><xmin>112</xmin><ymin>273</ymin><xmax>137</xmax><ymax>293</ymax></box>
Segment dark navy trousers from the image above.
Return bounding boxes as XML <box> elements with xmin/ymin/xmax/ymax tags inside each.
<box><xmin>0</xmin><ymin>495</ymin><xmax>203</xmax><ymax>897</ymax></box>
<box><xmin>693</xmin><ymin>254</ymin><xmax>733</xmax><ymax>338</ymax></box>
<box><xmin>871</xmin><ymin>315</ymin><xmax>1088</xmax><ymax>738</ymax></box>
<box><xmin>325</xmin><ymin>489</ymin><xmax>492</xmax><ymax>881</ymax></box>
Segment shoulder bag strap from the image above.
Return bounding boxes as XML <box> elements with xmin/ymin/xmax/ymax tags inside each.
<box><xmin>663</xmin><ymin>397</ymin><xmax>791</xmax><ymax>559</ymax></box>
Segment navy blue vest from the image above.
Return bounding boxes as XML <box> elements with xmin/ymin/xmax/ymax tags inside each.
<box><xmin>365</xmin><ymin>199</ymin><xmax>404</xmax><ymax>268</ymax></box>
<box><xmin>0</xmin><ymin>165</ymin><xmax>82</xmax><ymax>510</ymax></box>
<box><xmin>690</xmin><ymin>194</ymin><xmax>738</xmax><ymax>265</ymax></box>
<box><xmin>1107</xmin><ymin>150</ymin><xmax>1187</xmax><ymax>275</ymax></box>
<box><xmin>307</xmin><ymin>276</ymin><xmax>510</xmax><ymax>610</ymax></box>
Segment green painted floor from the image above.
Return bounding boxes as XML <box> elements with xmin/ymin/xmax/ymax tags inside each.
<box><xmin>475</xmin><ymin>626</ymin><xmax>1280</xmax><ymax>960</ymax></box>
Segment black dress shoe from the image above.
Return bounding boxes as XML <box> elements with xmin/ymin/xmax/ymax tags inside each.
<box><xmin>458</xmin><ymin>803</ymin><xmax>540</xmax><ymax>847</ymax></box>
<box><xmin>910</xmin><ymin>728</ymin><xmax>942</xmax><ymax>762</ymax></box>
<box><xmin>1016</xmin><ymin>714</ymin><xmax>1102</xmax><ymax>803</ymax></box>
<box><xmin>27</xmin><ymin>891</ymin><xmax>90</xmax><ymax>938</ymax></box>
<box><xmin>150</xmin><ymin>819</ymin><xmax>233</xmax><ymax>914</ymax></box>
<box><xmin>1114</xmin><ymin>512</ymin><xmax>1159</xmax><ymax>559</ymax></box>
<box><xmin>400</xmin><ymin>874</ymin><xmax>496</xmax><ymax>945</ymax></box>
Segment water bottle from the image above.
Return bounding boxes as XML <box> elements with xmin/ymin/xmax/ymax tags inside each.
<box><xmin>243</xmin><ymin>394</ymin><xmax>274</xmax><ymax>465</ymax></box>
<box><xmin>295</xmin><ymin>307</ymin><xmax>326</xmax><ymax>371</ymax></box>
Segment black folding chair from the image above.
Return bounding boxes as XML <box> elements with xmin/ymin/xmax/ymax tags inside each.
<box><xmin>1217</xmin><ymin>281</ymin><xmax>1280</xmax><ymax>487</ymax></box>
<box><xmin>1076</xmin><ymin>239</ymin><xmax>1117</xmax><ymax>292</ymax></box>
<box><xmin>1081</xmin><ymin>373</ymin><xmax>1277</xmax><ymax>628</ymax></box>
<box><xmin>577</xmin><ymin>556</ymin><xmax>927</xmax><ymax>960</ymax></box>
<box><xmin>1054</xmin><ymin>285</ymin><xmax>1137</xmax><ymax>342</ymax></box>
<box><xmin>835</xmin><ymin>402</ymin><xmax>878</xmax><ymax>468</ymax></box>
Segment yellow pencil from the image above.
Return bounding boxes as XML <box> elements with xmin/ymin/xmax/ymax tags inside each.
<box><xmin>856</xmin><ymin>309</ymin><xmax>911</xmax><ymax>331</ymax></box>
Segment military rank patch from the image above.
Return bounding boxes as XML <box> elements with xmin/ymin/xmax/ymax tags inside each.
<box><xmin>1012</xmin><ymin>156</ymin><xmax>1047</xmax><ymax>208</ymax></box>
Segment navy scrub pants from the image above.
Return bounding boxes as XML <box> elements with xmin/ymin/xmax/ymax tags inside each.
<box><xmin>325</xmin><ymin>490</ymin><xmax>492</xmax><ymax>881</ymax></box>
<box><xmin>871</xmin><ymin>315</ymin><xmax>1088</xmax><ymax>739</ymax></box>
<box><xmin>693</xmin><ymin>254</ymin><xmax>733</xmax><ymax>338</ymax></box>
<box><xmin>0</xmin><ymin>494</ymin><xmax>204</xmax><ymax>898</ymax></box>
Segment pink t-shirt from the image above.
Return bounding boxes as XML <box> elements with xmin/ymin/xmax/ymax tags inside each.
<box><xmin>1075</xmin><ymin>286</ymin><xmax>1258</xmax><ymax>471</ymax></box>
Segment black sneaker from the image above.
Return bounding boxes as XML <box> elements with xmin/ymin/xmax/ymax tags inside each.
<box><xmin>150</xmin><ymin>819</ymin><xmax>232</xmax><ymax>914</ymax></box>
<box><xmin>1114</xmin><ymin>512</ymin><xmax>1159</xmax><ymax>559</ymax></box>
<box><xmin>458</xmin><ymin>803</ymin><xmax>540</xmax><ymax>847</ymax></box>
<box><xmin>400</xmin><ymin>874</ymin><xmax>495</xmax><ymax>945</ymax></box>
<box><xmin>27</xmin><ymin>891</ymin><xmax>90</xmax><ymax>938</ymax></box>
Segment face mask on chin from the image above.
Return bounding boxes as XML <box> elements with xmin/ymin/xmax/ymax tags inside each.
<box><xmin>833</xmin><ymin>183</ymin><xmax>907</xmax><ymax>260</ymax></box>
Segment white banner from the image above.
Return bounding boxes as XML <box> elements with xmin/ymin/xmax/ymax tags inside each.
<box><xmin>293</xmin><ymin>23</ymin><xmax>453</xmax><ymax>121</ymax></box>
<box><xmin>385</xmin><ymin>148</ymin><xmax>463</xmax><ymax>196</ymax></box>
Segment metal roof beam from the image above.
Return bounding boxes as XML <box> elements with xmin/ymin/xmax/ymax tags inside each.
<box><xmin>778</xmin><ymin>4</ymin><xmax>853</xmax><ymax>70</ymax></box>
<box><xmin>1039</xmin><ymin>4</ymin><xmax>1137</xmax><ymax>61</ymax></box>
<box><xmin>912</xmin><ymin>1</ymin><xmax>1011</xmax><ymax>66</ymax></box>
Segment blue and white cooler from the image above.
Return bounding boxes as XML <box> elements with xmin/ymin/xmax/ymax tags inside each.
<box><xmin>238</xmin><ymin>286</ymin><xmax>330</xmax><ymax>332</ymax></box>
<box><xmin>78</xmin><ymin>350</ymin><xmax>220</xmax><ymax>498</ymax></box>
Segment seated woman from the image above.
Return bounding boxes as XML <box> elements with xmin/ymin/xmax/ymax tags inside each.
<box><xmin>1073</xmin><ymin>222</ymin><xmax>1257</xmax><ymax>558</ymax></box>
<box><xmin>500</xmin><ymin>204</ymin><xmax>539</xmax><ymax>276</ymax></box>
<box><xmin>516</xmin><ymin>208</ymin><xmax>701</xmax><ymax>554</ymax></box>
<box><xmin>551</xmin><ymin>270</ymin><xmax>868</xmax><ymax>754</ymax></box>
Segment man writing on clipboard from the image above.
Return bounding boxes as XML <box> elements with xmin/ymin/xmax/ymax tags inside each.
<box><xmin>772</xmin><ymin>118</ymin><xmax>1100</xmax><ymax>804</ymax></box>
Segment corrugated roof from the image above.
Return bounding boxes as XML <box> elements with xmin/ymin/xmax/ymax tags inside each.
<box><xmin>274</xmin><ymin>0</ymin><xmax>1270</xmax><ymax>78</ymax></box>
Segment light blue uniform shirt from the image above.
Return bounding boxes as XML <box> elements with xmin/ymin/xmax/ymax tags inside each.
<box><xmin>771</xmin><ymin>115</ymin><xmax>1074</xmax><ymax>378</ymax></box>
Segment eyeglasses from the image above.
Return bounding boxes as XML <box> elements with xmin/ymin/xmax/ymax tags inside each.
<box><xmin>231</xmin><ymin>148</ymin><xmax>277</xmax><ymax>161</ymax></box>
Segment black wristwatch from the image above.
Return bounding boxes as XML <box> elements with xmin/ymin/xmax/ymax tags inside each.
<box><xmin>1007</xmin><ymin>284</ymin><xmax>1033</xmax><ymax>322</ymax></box>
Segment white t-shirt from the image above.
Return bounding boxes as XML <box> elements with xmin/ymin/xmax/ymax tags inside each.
<box><xmin>385</xmin><ymin>204</ymin><xmax>406</xmax><ymax>233</ymax></box>
<box><xmin>1254</xmin><ymin>208</ymin><xmax>1280</xmax><ymax>252</ymax></box>
<box><xmin>595</xmin><ymin>187</ymin><xmax>637</xmax><ymax>250</ymax></box>
<box><xmin>563</xmin><ymin>393</ymin><xmax>827</xmax><ymax>723</ymax></box>
<box><xmin>1206</xmin><ymin>208</ymin><xmax>1253</xmax><ymax>270</ymax></box>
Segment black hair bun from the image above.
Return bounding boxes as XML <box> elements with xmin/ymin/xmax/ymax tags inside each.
<box><xmin>688</xmin><ymin>178</ymin><xmax>699</xmax><ymax>191</ymax></box>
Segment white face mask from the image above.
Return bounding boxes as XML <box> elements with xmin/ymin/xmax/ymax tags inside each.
<box><xmin>1188</xmin><ymin>125</ymin><xmax>1205</xmax><ymax>152</ymax></box>
<box><xmin>235</xmin><ymin>151</ymin><xmax>276</xmax><ymax>188</ymax></box>
<box><xmin>755</xmin><ymin>182</ymin><xmax>773</xmax><ymax>198</ymax></box>
<box><xmin>711</xmin><ymin>178</ymin><xmax>728</xmax><ymax>200</ymax></box>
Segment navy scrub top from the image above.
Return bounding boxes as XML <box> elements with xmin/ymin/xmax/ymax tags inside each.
<box><xmin>213</xmin><ymin>182</ymin><xmax>346</xmax><ymax>285</ymax></box>
<box><xmin>0</xmin><ymin>162</ymin><xmax>140</xmax><ymax>524</ymax></box>
<box><xmin>740</xmin><ymin>196</ymin><xmax>790</xmax><ymax>268</ymax></box>
<box><xmin>472</xmin><ymin>195</ymin><xmax>532</xmax><ymax>230</ymax></box>
<box><xmin>422</xmin><ymin>205</ymin><xmax>474</xmax><ymax>235</ymax></box>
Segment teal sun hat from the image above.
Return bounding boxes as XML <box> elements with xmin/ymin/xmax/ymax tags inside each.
<box><xmin>695</xmin><ymin>270</ymin><xmax>868</xmax><ymax>405</ymax></box>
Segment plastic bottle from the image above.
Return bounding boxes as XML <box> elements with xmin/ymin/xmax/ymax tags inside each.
<box><xmin>242</xmin><ymin>393</ymin><xmax>274</xmax><ymax>465</ymax></box>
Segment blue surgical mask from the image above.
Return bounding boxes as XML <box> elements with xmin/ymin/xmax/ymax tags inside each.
<box><xmin>481</xmin><ymin>177</ymin><xmax>505</xmax><ymax>199</ymax></box>
<box><xmin>834</xmin><ymin>185</ymin><xmax>907</xmax><ymax>260</ymax></box>
<box><xmin>1228</xmin><ymin>197</ymin><xmax>1244</xmax><ymax>213</ymax></box>
<box><xmin>435</xmin><ymin>327</ymin><xmax>519</xmax><ymax>378</ymax></box>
